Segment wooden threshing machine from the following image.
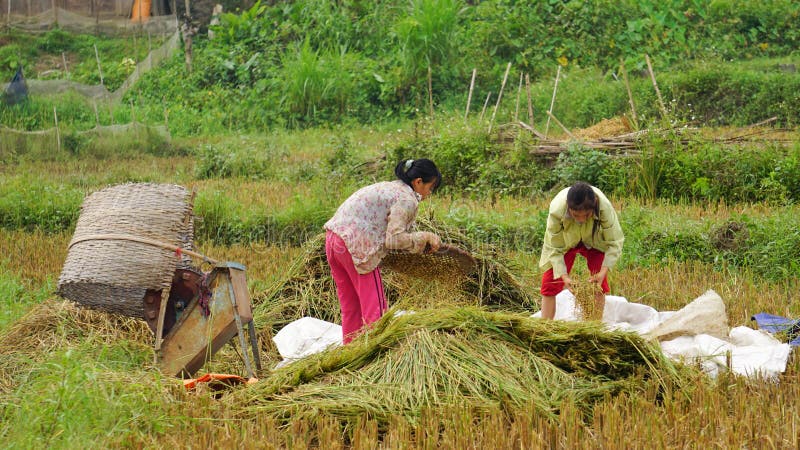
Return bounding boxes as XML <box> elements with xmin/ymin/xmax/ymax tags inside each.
<box><xmin>57</xmin><ymin>183</ymin><xmax>261</xmax><ymax>378</ymax></box>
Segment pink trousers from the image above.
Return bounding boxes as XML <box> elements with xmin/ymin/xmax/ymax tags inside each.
<box><xmin>325</xmin><ymin>231</ymin><xmax>388</xmax><ymax>344</ymax></box>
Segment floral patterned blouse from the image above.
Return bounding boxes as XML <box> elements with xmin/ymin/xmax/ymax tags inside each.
<box><xmin>324</xmin><ymin>180</ymin><xmax>430</xmax><ymax>274</ymax></box>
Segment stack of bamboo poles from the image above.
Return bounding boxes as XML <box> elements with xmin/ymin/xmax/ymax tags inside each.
<box><xmin>501</xmin><ymin>116</ymin><xmax>794</xmax><ymax>158</ymax></box>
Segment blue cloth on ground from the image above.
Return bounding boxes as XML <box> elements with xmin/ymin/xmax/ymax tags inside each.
<box><xmin>751</xmin><ymin>312</ymin><xmax>800</xmax><ymax>346</ymax></box>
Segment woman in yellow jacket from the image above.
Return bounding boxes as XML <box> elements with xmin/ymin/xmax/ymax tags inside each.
<box><xmin>539</xmin><ymin>182</ymin><xmax>624</xmax><ymax>319</ymax></box>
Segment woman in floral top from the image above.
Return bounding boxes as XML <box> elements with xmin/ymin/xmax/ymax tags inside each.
<box><xmin>324</xmin><ymin>159</ymin><xmax>442</xmax><ymax>343</ymax></box>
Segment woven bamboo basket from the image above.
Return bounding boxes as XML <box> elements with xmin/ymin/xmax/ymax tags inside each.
<box><xmin>57</xmin><ymin>183</ymin><xmax>195</xmax><ymax>318</ymax></box>
<box><xmin>381</xmin><ymin>245</ymin><xmax>477</xmax><ymax>282</ymax></box>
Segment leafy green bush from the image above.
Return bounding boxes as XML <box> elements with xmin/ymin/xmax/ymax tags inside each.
<box><xmin>649</xmin><ymin>140</ymin><xmax>800</xmax><ymax>202</ymax></box>
<box><xmin>554</xmin><ymin>144</ymin><xmax>622</xmax><ymax>192</ymax></box>
<box><xmin>127</xmin><ymin>0</ymin><xmax>799</xmax><ymax>132</ymax></box>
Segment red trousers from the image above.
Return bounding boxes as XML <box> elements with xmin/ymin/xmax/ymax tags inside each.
<box><xmin>325</xmin><ymin>231</ymin><xmax>388</xmax><ymax>344</ymax></box>
<box><xmin>540</xmin><ymin>243</ymin><xmax>610</xmax><ymax>296</ymax></box>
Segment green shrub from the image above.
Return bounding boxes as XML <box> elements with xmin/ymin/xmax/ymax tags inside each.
<box><xmin>662</xmin><ymin>63</ymin><xmax>800</xmax><ymax>127</ymax></box>
<box><xmin>386</xmin><ymin>119</ymin><xmax>553</xmax><ymax>196</ymax></box>
<box><xmin>554</xmin><ymin>144</ymin><xmax>618</xmax><ymax>191</ymax></box>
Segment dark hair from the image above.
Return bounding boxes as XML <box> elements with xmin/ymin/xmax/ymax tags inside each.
<box><xmin>567</xmin><ymin>181</ymin><xmax>600</xmax><ymax>236</ymax></box>
<box><xmin>394</xmin><ymin>158</ymin><xmax>441</xmax><ymax>192</ymax></box>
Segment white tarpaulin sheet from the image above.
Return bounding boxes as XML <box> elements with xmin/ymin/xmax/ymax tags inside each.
<box><xmin>532</xmin><ymin>289</ymin><xmax>792</xmax><ymax>379</ymax></box>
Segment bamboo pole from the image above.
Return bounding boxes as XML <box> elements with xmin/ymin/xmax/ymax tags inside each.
<box><xmin>544</xmin><ymin>65</ymin><xmax>561</xmax><ymax>139</ymax></box>
<box><xmin>518</xmin><ymin>120</ymin><xmax>546</xmax><ymax>139</ymax></box>
<box><xmin>153</xmin><ymin>286</ymin><xmax>172</xmax><ymax>356</ymax></box>
<box><xmin>7</xmin><ymin>0</ymin><xmax>11</xmax><ymax>26</ymax></box>
<box><xmin>53</xmin><ymin>106</ymin><xmax>61</xmax><ymax>153</ymax></box>
<box><xmin>94</xmin><ymin>43</ymin><xmax>104</xmax><ymax>87</ymax></box>
<box><xmin>545</xmin><ymin>110</ymin><xmax>576</xmax><ymax>140</ymax></box>
<box><xmin>645</xmin><ymin>54</ymin><xmax>667</xmax><ymax>119</ymax></box>
<box><xmin>619</xmin><ymin>58</ymin><xmax>637</xmax><ymax>126</ymax></box>
<box><xmin>514</xmin><ymin>72</ymin><xmax>522</xmax><ymax>122</ymax></box>
<box><xmin>479</xmin><ymin>92</ymin><xmax>491</xmax><ymax>123</ymax></box>
<box><xmin>93</xmin><ymin>101</ymin><xmax>99</xmax><ymax>126</ymax></box>
<box><xmin>465</xmin><ymin>68</ymin><xmax>476</xmax><ymax>121</ymax></box>
<box><xmin>427</xmin><ymin>66</ymin><xmax>434</xmax><ymax>117</ymax></box>
<box><xmin>61</xmin><ymin>52</ymin><xmax>69</xmax><ymax>78</ymax></box>
<box><xmin>488</xmin><ymin>62</ymin><xmax>511</xmax><ymax>134</ymax></box>
<box><xmin>525</xmin><ymin>73</ymin><xmax>533</xmax><ymax>125</ymax></box>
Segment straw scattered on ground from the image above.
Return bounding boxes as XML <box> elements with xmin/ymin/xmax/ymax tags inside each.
<box><xmin>573</xmin><ymin>116</ymin><xmax>634</xmax><ymax>140</ymax></box>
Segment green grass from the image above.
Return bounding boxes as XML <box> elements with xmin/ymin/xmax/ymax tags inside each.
<box><xmin>0</xmin><ymin>270</ymin><xmax>51</xmax><ymax>331</ymax></box>
<box><xmin>0</xmin><ymin>344</ymin><xmax>180</xmax><ymax>448</ymax></box>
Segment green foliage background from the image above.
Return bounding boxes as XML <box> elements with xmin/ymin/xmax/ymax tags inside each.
<box><xmin>125</xmin><ymin>0</ymin><xmax>800</xmax><ymax>131</ymax></box>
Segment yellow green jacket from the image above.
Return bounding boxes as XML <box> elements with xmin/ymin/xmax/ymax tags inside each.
<box><xmin>538</xmin><ymin>185</ymin><xmax>624</xmax><ymax>279</ymax></box>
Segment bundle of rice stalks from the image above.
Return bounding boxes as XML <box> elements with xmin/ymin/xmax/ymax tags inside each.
<box><xmin>226</xmin><ymin>307</ymin><xmax>693</xmax><ymax>424</ymax></box>
<box><xmin>254</xmin><ymin>233</ymin><xmax>340</xmax><ymax>328</ymax></box>
<box><xmin>252</xmin><ymin>219</ymin><xmax>534</xmax><ymax>353</ymax></box>
<box><xmin>571</xmin><ymin>279</ymin><xmax>603</xmax><ymax>321</ymax></box>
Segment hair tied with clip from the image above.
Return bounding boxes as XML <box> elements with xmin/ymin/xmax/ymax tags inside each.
<box><xmin>404</xmin><ymin>159</ymin><xmax>414</xmax><ymax>171</ymax></box>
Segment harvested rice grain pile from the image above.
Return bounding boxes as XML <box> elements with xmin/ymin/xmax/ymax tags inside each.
<box><xmin>226</xmin><ymin>307</ymin><xmax>693</xmax><ymax>424</ymax></box>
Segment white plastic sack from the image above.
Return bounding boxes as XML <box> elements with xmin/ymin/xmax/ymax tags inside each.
<box><xmin>272</xmin><ymin>317</ymin><xmax>342</xmax><ymax>368</ymax></box>
<box><xmin>645</xmin><ymin>290</ymin><xmax>729</xmax><ymax>341</ymax></box>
